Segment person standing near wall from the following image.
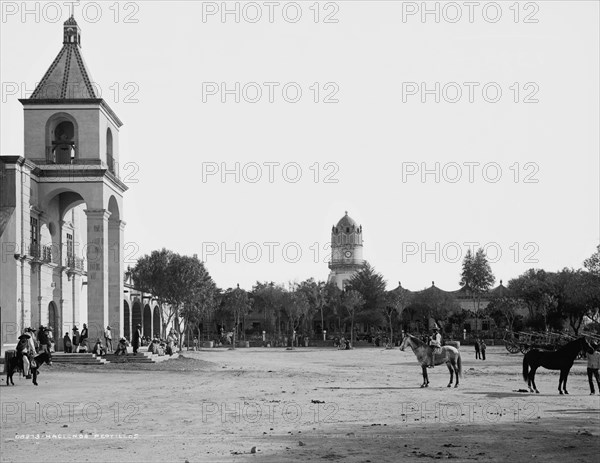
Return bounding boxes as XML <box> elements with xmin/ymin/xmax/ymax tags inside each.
<box><xmin>104</xmin><ymin>325</ymin><xmax>112</xmax><ymax>353</ymax></box>
<box><xmin>132</xmin><ymin>324</ymin><xmax>141</xmax><ymax>355</ymax></box>
<box><xmin>72</xmin><ymin>326</ymin><xmax>79</xmax><ymax>353</ymax></box>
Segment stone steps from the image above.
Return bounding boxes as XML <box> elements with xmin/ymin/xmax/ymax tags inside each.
<box><xmin>50</xmin><ymin>351</ymin><xmax>179</xmax><ymax>365</ymax></box>
<box><xmin>51</xmin><ymin>353</ymin><xmax>108</xmax><ymax>365</ymax></box>
<box><xmin>103</xmin><ymin>351</ymin><xmax>180</xmax><ymax>363</ymax></box>
<box><xmin>103</xmin><ymin>353</ymin><xmax>156</xmax><ymax>363</ymax></box>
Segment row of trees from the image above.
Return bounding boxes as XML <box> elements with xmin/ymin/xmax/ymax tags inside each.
<box><xmin>130</xmin><ymin>245</ymin><xmax>600</xmax><ymax>348</ymax></box>
<box><xmin>488</xmin><ymin>267</ymin><xmax>600</xmax><ymax>335</ymax></box>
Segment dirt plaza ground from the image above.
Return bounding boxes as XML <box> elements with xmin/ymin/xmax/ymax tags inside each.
<box><xmin>1</xmin><ymin>345</ymin><xmax>599</xmax><ymax>463</ymax></box>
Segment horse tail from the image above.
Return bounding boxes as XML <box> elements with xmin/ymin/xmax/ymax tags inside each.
<box><xmin>522</xmin><ymin>354</ymin><xmax>529</xmax><ymax>382</ymax></box>
<box><xmin>457</xmin><ymin>352</ymin><xmax>462</xmax><ymax>377</ymax></box>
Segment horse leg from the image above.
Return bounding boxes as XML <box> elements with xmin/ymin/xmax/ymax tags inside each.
<box><xmin>32</xmin><ymin>368</ymin><xmax>38</xmax><ymax>386</ymax></box>
<box><xmin>421</xmin><ymin>365</ymin><xmax>428</xmax><ymax>388</ymax></box>
<box><xmin>557</xmin><ymin>370</ymin><xmax>564</xmax><ymax>394</ymax></box>
<box><xmin>562</xmin><ymin>369</ymin><xmax>569</xmax><ymax>395</ymax></box>
<box><xmin>453</xmin><ymin>361</ymin><xmax>460</xmax><ymax>388</ymax></box>
<box><xmin>447</xmin><ymin>362</ymin><xmax>453</xmax><ymax>387</ymax></box>
<box><xmin>530</xmin><ymin>368</ymin><xmax>539</xmax><ymax>393</ymax></box>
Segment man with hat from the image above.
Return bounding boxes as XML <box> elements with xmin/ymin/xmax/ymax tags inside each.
<box><xmin>104</xmin><ymin>325</ymin><xmax>113</xmax><ymax>353</ymax></box>
<box><xmin>37</xmin><ymin>325</ymin><xmax>50</xmax><ymax>354</ymax></box>
<box><xmin>72</xmin><ymin>326</ymin><xmax>80</xmax><ymax>352</ymax></box>
<box><xmin>17</xmin><ymin>329</ymin><xmax>36</xmax><ymax>379</ymax></box>
<box><xmin>132</xmin><ymin>324</ymin><xmax>142</xmax><ymax>355</ymax></box>
<box><xmin>427</xmin><ymin>325</ymin><xmax>442</xmax><ymax>368</ymax></box>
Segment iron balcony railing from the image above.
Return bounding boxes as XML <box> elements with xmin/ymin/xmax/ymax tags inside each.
<box><xmin>28</xmin><ymin>243</ymin><xmax>54</xmax><ymax>263</ymax></box>
<box><xmin>66</xmin><ymin>254</ymin><xmax>85</xmax><ymax>272</ymax></box>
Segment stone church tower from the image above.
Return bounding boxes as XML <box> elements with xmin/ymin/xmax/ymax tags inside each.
<box><xmin>0</xmin><ymin>17</ymin><xmax>127</xmax><ymax>350</ymax></box>
<box><xmin>327</xmin><ymin>212</ymin><xmax>365</xmax><ymax>289</ymax></box>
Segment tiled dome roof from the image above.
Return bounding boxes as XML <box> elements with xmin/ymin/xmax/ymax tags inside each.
<box><xmin>336</xmin><ymin>211</ymin><xmax>358</xmax><ymax>229</ymax></box>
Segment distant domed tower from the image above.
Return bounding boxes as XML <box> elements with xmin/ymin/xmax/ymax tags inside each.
<box><xmin>328</xmin><ymin>212</ymin><xmax>365</xmax><ymax>289</ymax></box>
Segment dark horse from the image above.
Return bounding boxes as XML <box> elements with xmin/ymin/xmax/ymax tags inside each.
<box><xmin>5</xmin><ymin>351</ymin><xmax>52</xmax><ymax>386</ymax></box>
<box><xmin>522</xmin><ymin>337</ymin><xmax>593</xmax><ymax>394</ymax></box>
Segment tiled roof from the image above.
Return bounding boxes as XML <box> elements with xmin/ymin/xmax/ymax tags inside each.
<box><xmin>30</xmin><ymin>42</ymin><xmax>96</xmax><ymax>99</ymax></box>
<box><xmin>336</xmin><ymin>211</ymin><xmax>358</xmax><ymax>229</ymax></box>
<box><xmin>30</xmin><ymin>17</ymin><xmax>96</xmax><ymax>100</ymax></box>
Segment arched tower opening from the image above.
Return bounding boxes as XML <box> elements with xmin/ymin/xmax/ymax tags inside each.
<box><xmin>106</xmin><ymin>128</ymin><xmax>114</xmax><ymax>174</ymax></box>
<box><xmin>46</xmin><ymin>114</ymin><xmax>78</xmax><ymax>163</ymax></box>
<box><xmin>123</xmin><ymin>300</ymin><xmax>131</xmax><ymax>339</ymax></box>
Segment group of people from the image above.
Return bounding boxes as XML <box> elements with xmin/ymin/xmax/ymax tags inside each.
<box><xmin>15</xmin><ymin>325</ymin><xmax>53</xmax><ymax>378</ymax></box>
<box><xmin>62</xmin><ymin>324</ymin><xmax>113</xmax><ymax>355</ymax></box>
<box><xmin>127</xmin><ymin>324</ymin><xmax>177</xmax><ymax>356</ymax></box>
<box><xmin>146</xmin><ymin>331</ymin><xmax>177</xmax><ymax>356</ymax></box>
<box><xmin>62</xmin><ymin>323</ymin><xmax>88</xmax><ymax>353</ymax></box>
<box><xmin>474</xmin><ymin>338</ymin><xmax>487</xmax><ymax>360</ymax></box>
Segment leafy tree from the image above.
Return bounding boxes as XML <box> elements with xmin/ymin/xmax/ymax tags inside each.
<box><xmin>384</xmin><ymin>287</ymin><xmax>412</xmax><ymax>342</ymax></box>
<box><xmin>485</xmin><ymin>295</ymin><xmax>524</xmax><ymax>332</ymax></box>
<box><xmin>584</xmin><ymin>245</ymin><xmax>600</xmax><ymax>276</ymax></box>
<box><xmin>130</xmin><ymin>248</ymin><xmax>174</xmax><ymax>337</ymax></box>
<box><xmin>410</xmin><ymin>286</ymin><xmax>459</xmax><ymax>333</ymax></box>
<box><xmin>342</xmin><ymin>290</ymin><xmax>365</xmax><ymax>345</ymax></box>
<box><xmin>554</xmin><ymin>269</ymin><xmax>600</xmax><ymax>335</ymax></box>
<box><xmin>345</xmin><ymin>262</ymin><xmax>387</xmax><ymax>332</ymax></box>
<box><xmin>282</xmin><ymin>286</ymin><xmax>310</xmax><ymax>346</ymax></box>
<box><xmin>346</xmin><ymin>263</ymin><xmax>387</xmax><ymax>310</ymax></box>
<box><xmin>448</xmin><ymin>311</ymin><xmax>469</xmax><ymax>334</ymax></box>
<box><xmin>297</xmin><ymin>278</ymin><xmax>327</xmax><ymax>335</ymax></box>
<box><xmin>166</xmin><ymin>254</ymin><xmax>218</xmax><ymax>350</ymax></box>
<box><xmin>459</xmin><ymin>248</ymin><xmax>495</xmax><ymax>333</ymax></box>
<box><xmin>323</xmin><ymin>281</ymin><xmax>343</xmax><ymax>332</ymax></box>
<box><xmin>252</xmin><ymin>282</ymin><xmax>286</xmax><ymax>339</ymax></box>
<box><xmin>508</xmin><ymin>269</ymin><xmax>559</xmax><ymax>330</ymax></box>
<box><xmin>131</xmin><ymin>250</ymin><xmax>217</xmax><ymax>349</ymax></box>
<box><xmin>222</xmin><ymin>284</ymin><xmax>252</xmax><ymax>348</ymax></box>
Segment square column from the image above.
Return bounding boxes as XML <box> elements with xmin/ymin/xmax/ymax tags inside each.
<box><xmin>108</xmin><ymin>219</ymin><xmax>125</xmax><ymax>341</ymax></box>
<box><xmin>84</xmin><ymin>209</ymin><xmax>110</xmax><ymax>340</ymax></box>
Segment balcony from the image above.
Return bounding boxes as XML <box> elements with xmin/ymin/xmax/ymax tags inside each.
<box><xmin>28</xmin><ymin>244</ymin><xmax>55</xmax><ymax>264</ymax></box>
<box><xmin>66</xmin><ymin>254</ymin><xmax>85</xmax><ymax>272</ymax></box>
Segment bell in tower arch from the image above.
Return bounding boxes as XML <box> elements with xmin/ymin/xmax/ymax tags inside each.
<box><xmin>52</xmin><ymin>121</ymin><xmax>76</xmax><ymax>164</ymax></box>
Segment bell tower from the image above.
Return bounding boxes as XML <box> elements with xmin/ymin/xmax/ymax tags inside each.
<box><xmin>327</xmin><ymin>211</ymin><xmax>365</xmax><ymax>289</ymax></box>
<box><xmin>15</xmin><ymin>16</ymin><xmax>128</xmax><ymax>342</ymax></box>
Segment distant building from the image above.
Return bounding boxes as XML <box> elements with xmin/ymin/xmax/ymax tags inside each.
<box><xmin>391</xmin><ymin>280</ymin><xmax>521</xmax><ymax>337</ymax></box>
<box><xmin>327</xmin><ymin>212</ymin><xmax>365</xmax><ymax>289</ymax></box>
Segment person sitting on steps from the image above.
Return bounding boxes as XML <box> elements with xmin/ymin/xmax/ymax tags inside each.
<box><xmin>427</xmin><ymin>326</ymin><xmax>442</xmax><ymax>368</ymax></box>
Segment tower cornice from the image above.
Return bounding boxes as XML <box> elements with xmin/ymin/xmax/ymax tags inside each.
<box><xmin>19</xmin><ymin>99</ymin><xmax>123</xmax><ymax>128</ymax></box>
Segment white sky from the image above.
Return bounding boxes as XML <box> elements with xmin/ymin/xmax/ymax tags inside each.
<box><xmin>1</xmin><ymin>1</ymin><xmax>598</xmax><ymax>291</ymax></box>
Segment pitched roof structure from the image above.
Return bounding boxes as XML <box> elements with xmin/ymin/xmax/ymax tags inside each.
<box><xmin>30</xmin><ymin>16</ymin><xmax>97</xmax><ymax>100</ymax></box>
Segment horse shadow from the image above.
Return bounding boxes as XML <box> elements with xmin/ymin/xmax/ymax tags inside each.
<box><xmin>316</xmin><ymin>386</ymin><xmax>423</xmax><ymax>391</ymax></box>
<box><xmin>465</xmin><ymin>391</ymin><xmax>551</xmax><ymax>399</ymax></box>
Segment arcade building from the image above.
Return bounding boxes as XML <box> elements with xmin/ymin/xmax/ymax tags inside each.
<box><xmin>0</xmin><ymin>18</ymin><xmax>164</xmax><ymax>352</ymax></box>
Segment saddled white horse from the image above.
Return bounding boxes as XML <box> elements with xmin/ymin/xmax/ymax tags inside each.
<box><xmin>399</xmin><ymin>334</ymin><xmax>462</xmax><ymax>388</ymax></box>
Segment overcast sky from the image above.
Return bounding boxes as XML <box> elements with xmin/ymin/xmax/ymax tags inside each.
<box><xmin>1</xmin><ymin>1</ymin><xmax>598</xmax><ymax>291</ymax></box>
